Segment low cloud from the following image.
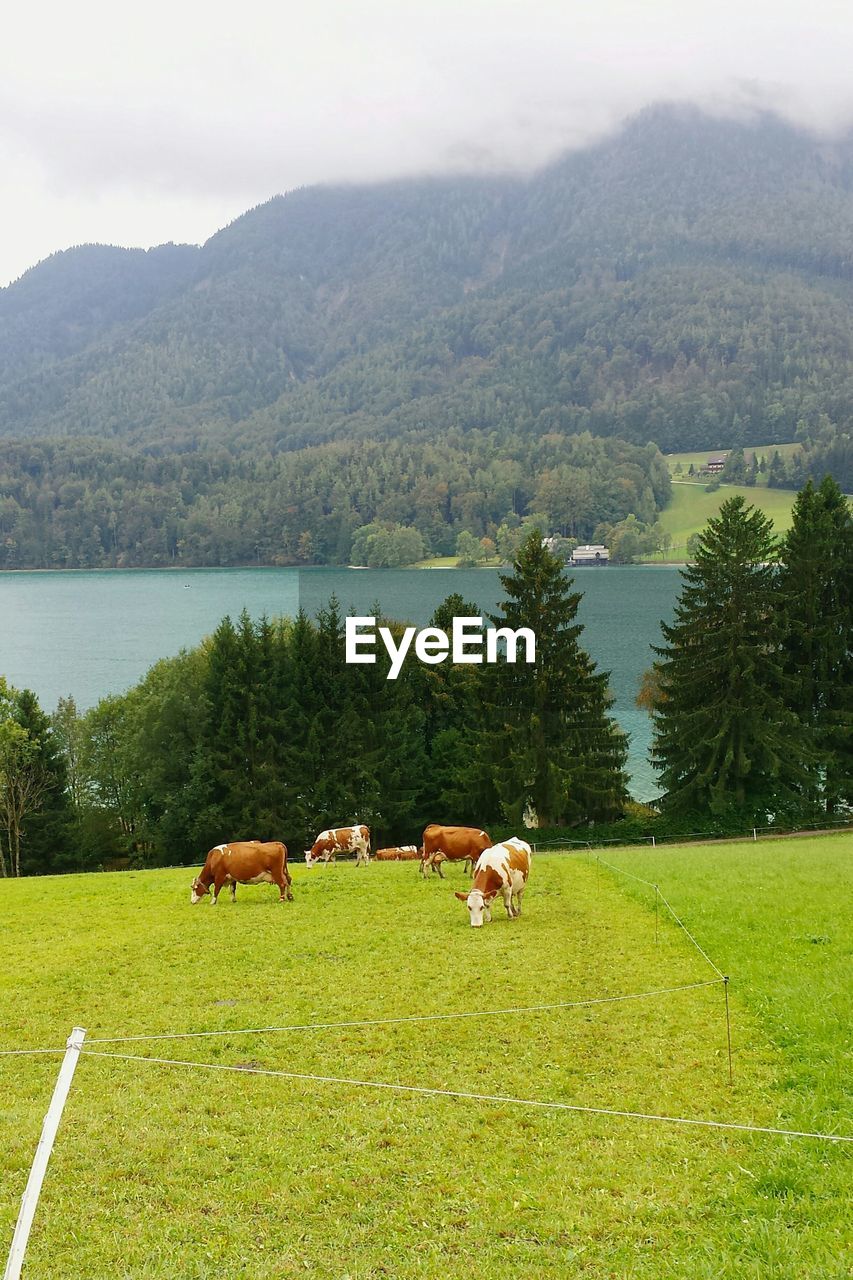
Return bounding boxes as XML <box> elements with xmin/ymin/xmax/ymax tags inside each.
<box><xmin>2</xmin><ymin>0</ymin><xmax>853</xmax><ymax>285</ymax></box>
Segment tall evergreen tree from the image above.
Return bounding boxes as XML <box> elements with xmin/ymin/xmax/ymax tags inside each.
<box><xmin>417</xmin><ymin>592</ymin><xmax>488</xmax><ymax>820</ymax></box>
<box><xmin>200</xmin><ymin>614</ymin><xmax>252</xmax><ymax>838</ymax></box>
<box><xmin>777</xmin><ymin>477</ymin><xmax>852</xmax><ymax>811</ymax></box>
<box><xmin>277</xmin><ymin>609</ymin><xmax>329</xmax><ymax>845</ymax></box>
<box><xmin>478</xmin><ymin>530</ymin><xmax>628</xmax><ymax>827</ymax></box>
<box><xmin>14</xmin><ymin>689</ymin><xmax>72</xmax><ymax>874</ymax></box>
<box><xmin>652</xmin><ymin>496</ymin><xmax>813</xmax><ymax>821</ymax></box>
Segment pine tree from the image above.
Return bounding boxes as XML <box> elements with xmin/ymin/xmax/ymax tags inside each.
<box><xmin>200</xmin><ymin>613</ymin><xmax>254</xmax><ymax>838</ymax></box>
<box><xmin>777</xmin><ymin>477</ymin><xmax>852</xmax><ymax>811</ymax></box>
<box><xmin>652</xmin><ymin>496</ymin><xmax>812</xmax><ymax>821</ymax></box>
<box><xmin>13</xmin><ymin>689</ymin><xmax>72</xmax><ymax>874</ymax></box>
<box><xmin>277</xmin><ymin>609</ymin><xmax>329</xmax><ymax>846</ymax></box>
<box><xmin>478</xmin><ymin>530</ymin><xmax>628</xmax><ymax>827</ymax></box>
<box><xmin>248</xmin><ymin>614</ymin><xmax>290</xmax><ymax>837</ymax></box>
<box><xmin>413</xmin><ymin>593</ymin><xmax>489</xmax><ymax>821</ymax></box>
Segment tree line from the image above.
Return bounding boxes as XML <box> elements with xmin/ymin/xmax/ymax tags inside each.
<box><xmin>0</xmin><ymin>430</ymin><xmax>669</xmax><ymax>569</ymax></box>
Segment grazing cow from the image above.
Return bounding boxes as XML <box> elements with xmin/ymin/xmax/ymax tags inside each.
<box><xmin>420</xmin><ymin>824</ymin><xmax>492</xmax><ymax>879</ymax></box>
<box><xmin>455</xmin><ymin>837</ymin><xmax>532</xmax><ymax>927</ymax></box>
<box><xmin>305</xmin><ymin>825</ymin><xmax>371</xmax><ymax>867</ymax></box>
<box><xmin>374</xmin><ymin>845</ymin><xmax>419</xmax><ymax>861</ymax></box>
<box><xmin>190</xmin><ymin>841</ymin><xmax>293</xmax><ymax>905</ymax></box>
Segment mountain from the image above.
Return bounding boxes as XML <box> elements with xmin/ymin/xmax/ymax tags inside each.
<box><xmin>2</xmin><ymin>105</ymin><xmax>853</xmax><ymax>453</ymax></box>
<box><xmin>0</xmin><ymin>104</ymin><xmax>851</xmax><ymax>570</ymax></box>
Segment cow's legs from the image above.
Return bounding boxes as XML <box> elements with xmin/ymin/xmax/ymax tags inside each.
<box><xmin>433</xmin><ymin>854</ymin><xmax>445</xmax><ymax>879</ymax></box>
<box><xmin>229</xmin><ymin>880</ymin><xmax>237</xmax><ymax>902</ymax></box>
<box><xmin>501</xmin><ymin>886</ymin><xmax>515</xmax><ymax>919</ymax></box>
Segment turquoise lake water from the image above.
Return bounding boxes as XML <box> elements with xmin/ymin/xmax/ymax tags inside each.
<box><xmin>0</xmin><ymin>565</ymin><xmax>681</xmax><ymax>800</ymax></box>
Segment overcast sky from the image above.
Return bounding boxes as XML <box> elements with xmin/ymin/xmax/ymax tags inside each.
<box><xmin>2</xmin><ymin>0</ymin><xmax>852</xmax><ymax>287</ymax></box>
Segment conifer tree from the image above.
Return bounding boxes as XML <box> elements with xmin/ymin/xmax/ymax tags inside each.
<box><xmin>478</xmin><ymin>530</ymin><xmax>628</xmax><ymax>827</ymax></box>
<box><xmin>777</xmin><ymin>477</ymin><xmax>852</xmax><ymax>811</ymax></box>
<box><xmin>13</xmin><ymin>688</ymin><xmax>72</xmax><ymax>874</ymax></box>
<box><xmin>314</xmin><ymin>596</ymin><xmax>369</xmax><ymax>826</ymax></box>
<box><xmin>652</xmin><ymin>496</ymin><xmax>812</xmax><ymax>821</ymax></box>
<box><xmin>201</xmin><ymin>613</ymin><xmax>254</xmax><ymax>838</ymax></box>
<box><xmin>248</xmin><ymin>614</ymin><xmax>290</xmax><ymax>836</ymax></box>
<box><xmin>418</xmin><ymin>592</ymin><xmax>486</xmax><ymax>820</ymax></box>
<box><xmin>277</xmin><ymin>609</ymin><xmax>329</xmax><ymax>845</ymax></box>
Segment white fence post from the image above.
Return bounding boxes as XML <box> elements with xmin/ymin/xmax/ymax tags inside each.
<box><xmin>4</xmin><ymin>1026</ymin><xmax>86</xmax><ymax>1280</ymax></box>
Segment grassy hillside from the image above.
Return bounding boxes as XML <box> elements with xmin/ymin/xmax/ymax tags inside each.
<box><xmin>1</xmin><ymin>835</ymin><xmax>849</xmax><ymax>1278</ymax></box>
<box><xmin>655</xmin><ymin>481</ymin><xmax>798</xmax><ymax>553</ymax></box>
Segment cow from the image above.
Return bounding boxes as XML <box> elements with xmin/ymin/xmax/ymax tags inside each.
<box><xmin>190</xmin><ymin>841</ymin><xmax>293</xmax><ymax>905</ymax></box>
<box><xmin>420</xmin><ymin>824</ymin><xmax>492</xmax><ymax>879</ymax></box>
<box><xmin>305</xmin><ymin>825</ymin><xmax>371</xmax><ymax>867</ymax></box>
<box><xmin>455</xmin><ymin>837</ymin><xmax>532</xmax><ymax>927</ymax></box>
<box><xmin>374</xmin><ymin>845</ymin><xmax>419</xmax><ymax>861</ymax></box>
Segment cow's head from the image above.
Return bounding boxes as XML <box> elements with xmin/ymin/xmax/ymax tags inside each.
<box><xmin>190</xmin><ymin>877</ymin><xmax>209</xmax><ymax>904</ymax></box>
<box><xmin>304</xmin><ymin>850</ymin><xmax>315</xmax><ymax>868</ymax></box>
<box><xmin>455</xmin><ymin>888</ymin><xmax>493</xmax><ymax>927</ymax></box>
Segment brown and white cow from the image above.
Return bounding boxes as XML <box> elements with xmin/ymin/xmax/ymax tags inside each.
<box><xmin>305</xmin><ymin>825</ymin><xmax>370</xmax><ymax>867</ymax></box>
<box><xmin>190</xmin><ymin>841</ymin><xmax>293</xmax><ymax>905</ymax></box>
<box><xmin>420</xmin><ymin>824</ymin><xmax>492</xmax><ymax>879</ymax></box>
<box><xmin>374</xmin><ymin>845</ymin><xmax>419</xmax><ymax>861</ymax></box>
<box><xmin>454</xmin><ymin>837</ymin><xmax>532</xmax><ymax>927</ymax></box>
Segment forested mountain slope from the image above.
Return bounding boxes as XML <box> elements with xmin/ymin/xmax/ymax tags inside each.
<box><xmin>0</xmin><ymin>104</ymin><xmax>851</xmax><ymax>567</ymax></box>
<box><xmin>3</xmin><ymin>104</ymin><xmax>853</xmax><ymax>452</ymax></box>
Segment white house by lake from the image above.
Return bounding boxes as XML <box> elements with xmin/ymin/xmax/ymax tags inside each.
<box><xmin>571</xmin><ymin>544</ymin><xmax>610</xmax><ymax>565</ymax></box>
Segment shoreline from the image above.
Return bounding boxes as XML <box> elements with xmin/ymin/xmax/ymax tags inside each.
<box><xmin>0</xmin><ymin>560</ymin><xmax>689</xmax><ymax>576</ymax></box>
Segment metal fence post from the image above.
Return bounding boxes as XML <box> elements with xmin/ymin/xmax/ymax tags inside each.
<box><xmin>3</xmin><ymin>1026</ymin><xmax>86</xmax><ymax>1280</ymax></box>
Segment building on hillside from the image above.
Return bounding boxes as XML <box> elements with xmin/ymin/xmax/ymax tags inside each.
<box><xmin>571</xmin><ymin>544</ymin><xmax>609</xmax><ymax>565</ymax></box>
<box><xmin>706</xmin><ymin>453</ymin><xmax>728</xmax><ymax>473</ymax></box>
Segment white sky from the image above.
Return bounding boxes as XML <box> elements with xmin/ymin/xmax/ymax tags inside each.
<box><xmin>2</xmin><ymin>0</ymin><xmax>853</xmax><ymax>287</ymax></box>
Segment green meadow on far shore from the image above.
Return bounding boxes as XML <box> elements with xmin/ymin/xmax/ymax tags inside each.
<box><xmin>650</xmin><ymin>481</ymin><xmax>798</xmax><ymax>556</ymax></box>
<box><xmin>1</xmin><ymin>834</ymin><xmax>849</xmax><ymax>1279</ymax></box>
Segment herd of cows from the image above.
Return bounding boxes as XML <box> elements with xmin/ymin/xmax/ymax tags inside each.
<box><xmin>189</xmin><ymin>823</ymin><xmax>533</xmax><ymax>927</ymax></box>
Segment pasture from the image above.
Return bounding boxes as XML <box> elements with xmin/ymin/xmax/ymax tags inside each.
<box><xmin>654</xmin><ymin>482</ymin><xmax>797</xmax><ymax>553</ymax></box>
<box><xmin>1</xmin><ymin>836</ymin><xmax>850</xmax><ymax>1278</ymax></box>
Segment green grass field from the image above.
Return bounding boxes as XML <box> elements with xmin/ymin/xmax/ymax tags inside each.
<box><xmin>653</xmin><ymin>482</ymin><xmax>798</xmax><ymax>554</ymax></box>
<box><xmin>1</xmin><ymin>835</ymin><xmax>850</xmax><ymax>1278</ymax></box>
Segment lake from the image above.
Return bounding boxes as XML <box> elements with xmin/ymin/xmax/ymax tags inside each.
<box><xmin>0</xmin><ymin>565</ymin><xmax>682</xmax><ymax>800</ymax></box>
